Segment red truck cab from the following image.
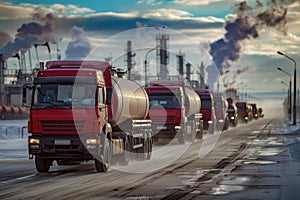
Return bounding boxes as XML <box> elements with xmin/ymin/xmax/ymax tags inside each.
<box><xmin>236</xmin><ymin>102</ymin><xmax>251</xmax><ymax>123</ymax></box>
<box><xmin>213</xmin><ymin>92</ymin><xmax>229</xmax><ymax>131</ymax></box>
<box><xmin>194</xmin><ymin>89</ymin><xmax>216</xmax><ymax>133</ymax></box>
<box><xmin>147</xmin><ymin>85</ymin><xmax>185</xmax><ymax>144</ymax></box>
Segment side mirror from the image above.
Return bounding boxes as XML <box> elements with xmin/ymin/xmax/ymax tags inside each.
<box><xmin>23</xmin><ymin>84</ymin><xmax>33</xmax><ymax>107</ymax></box>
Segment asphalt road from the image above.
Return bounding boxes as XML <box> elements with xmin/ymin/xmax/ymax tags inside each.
<box><xmin>1</xmin><ymin>117</ymin><xmax>298</xmax><ymax>200</ymax></box>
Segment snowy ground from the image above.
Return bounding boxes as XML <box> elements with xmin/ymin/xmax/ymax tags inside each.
<box><xmin>0</xmin><ymin>120</ymin><xmax>28</xmax><ymax>160</ymax></box>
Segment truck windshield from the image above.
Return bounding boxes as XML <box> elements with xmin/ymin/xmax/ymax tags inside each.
<box><xmin>32</xmin><ymin>83</ymin><xmax>96</xmax><ymax>109</ymax></box>
<box><xmin>149</xmin><ymin>95</ymin><xmax>181</xmax><ymax>109</ymax></box>
<box><xmin>201</xmin><ymin>99</ymin><xmax>212</xmax><ymax>109</ymax></box>
<box><xmin>214</xmin><ymin>100</ymin><xmax>223</xmax><ymax>110</ymax></box>
<box><xmin>236</xmin><ymin>105</ymin><xmax>246</xmax><ymax>111</ymax></box>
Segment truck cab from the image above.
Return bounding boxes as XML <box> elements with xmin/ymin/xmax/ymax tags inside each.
<box><xmin>147</xmin><ymin>80</ymin><xmax>202</xmax><ymax>144</ymax></box>
<box><xmin>194</xmin><ymin>89</ymin><xmax>216</xmax><ymax>134</ymax></box>
<box><xmin>226</xmin><ymin>98</ymin><xmax>238</xmax><ymax>127</ymax></box>
<box><xmin>236</xmin><ymin>102</ymin><xmax>251</xmax><ymax>123</ymax></box>
<box><xmin>213</xmin><ymin>92</ymin><xmax>229</xmax><ymax>131</ymax></box>
<box><xmin>147</xmin><ymin>85</ymin><xmax>186</xmax><ymax>144</ymax></box>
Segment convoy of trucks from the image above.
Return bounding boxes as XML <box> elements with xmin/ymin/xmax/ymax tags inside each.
<box><xmin>22</xmin><ymin>59</ymin><xmax>263</xmax><ymax>173</ymax></box>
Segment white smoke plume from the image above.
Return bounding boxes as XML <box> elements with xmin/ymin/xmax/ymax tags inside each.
<box><xmin>65</xmin><ymin>26</ymin><xmax>92</xmax><ymax>60</ymax></box>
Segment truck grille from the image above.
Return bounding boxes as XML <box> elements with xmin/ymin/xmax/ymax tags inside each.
<box><xmin>41</xmin><ymin>120</ymin><xmax>85</xmax><ymax>133</ymax></box>
<box><xmin>150</xmin><ymin>116</ymin><xmax>175</xmax><ymax>124</ymax></box>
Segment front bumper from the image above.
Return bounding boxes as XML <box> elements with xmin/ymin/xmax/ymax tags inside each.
<box><xmin>28</xmin><ymin>134</ymin><xmax>102</xmax><ymax>160</ymax></box>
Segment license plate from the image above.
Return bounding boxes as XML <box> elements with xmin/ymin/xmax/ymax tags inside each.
<box><xmin>55</xmin><ymin>140</ymin><xmax>70</xmax><ymax>145</ymax></box>
<box><xmin>157</xmin><ymin>126</ymin><xmax>167</xmax><ymax>130</ymax></box>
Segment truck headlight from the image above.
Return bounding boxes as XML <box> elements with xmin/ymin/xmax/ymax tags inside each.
<box><xmin>86</xmin><ymin>138</ymin><xmax>100</xmax><ymax>150</ymax></box>
<box><xmin>29</xmin><ymin>138</ymin><xmax>40</xmax><ymax>144</ymax></box>
<box><xmin>29</xmin><ymin>138</ymin><xmax>40</xmax><ymax>149</ymax></box>
<box><xmin>86</xmin><ymin>138</ymin><xmax>100</xmax><ymax>145</ymax></box>
<box><xmin>175</xmin><ymin>126</ymin><xmax>182</xmax><ymax>130</ymax></box>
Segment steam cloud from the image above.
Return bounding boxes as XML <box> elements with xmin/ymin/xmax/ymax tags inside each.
<box><xmin>206</xmin><ymin>0</ymin><xmax>291</xmax><ymax>89</ymax></box>
<box><xmin>65</xmin><ymin>26</ymin><xmax>92</xmax><ymax>60</ymax></box>
<box><xmin>0</xmin><ymin>8</ymin><xmax>57</xmax><ymax>60</ymax></box>
<box><xmin>0</xmin><ymin>32</ymin><xmax>12</xmax><ymax>49</ymax></box>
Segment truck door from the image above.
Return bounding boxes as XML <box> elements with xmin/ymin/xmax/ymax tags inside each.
<box><xmin>98</xmin><ymin>87</ymin><xmax>106</xmax><ymax>128</ymax></box>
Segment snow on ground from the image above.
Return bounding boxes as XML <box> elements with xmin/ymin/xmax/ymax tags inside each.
<box><xmin>0</xmin><ymin>120</ymin><xmax>28</xmax><ymax>160</ymax></box>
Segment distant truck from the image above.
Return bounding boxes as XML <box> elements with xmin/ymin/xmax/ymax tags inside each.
<box><xmin>236</xmin><ymin>102</ymin><xmax>252</xmax><ymax>123</ymax></box>
<box><xmin>226</xmin><ymin>98</ymin><xmax>238</xmax><ymax>127</ymax></box>
<box><xmin>146</xmin><ymin>80</ymin><xmax>203</xmax><ymax>144</ymax></box>
<box><xmin>194</xmin><ymin>89</ymin><xmax>216</xmax><ymax>134</ymax></box>
<box><xmin>213</xmin><ymin>92</ymin><xmax>229</xmax><ymax>131</ymax></box>
<box><xmin>23</xmin><ymin>60</ymin><xmax>153</xmax><ymax>173</ymax></box>
<box><xmin>250</xmin><ymin>103</ymin><xmax>258</xmax><ymax>119</ymax></box>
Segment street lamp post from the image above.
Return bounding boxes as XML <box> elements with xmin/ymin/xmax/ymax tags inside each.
<box><xmin>144</xmin><ymin>47</ymin><xmax>157</xmax><ymax>86</ymax></box>
<box><xmin>277</xmin><ymin>67</ymin><xmax>292</xmax><ymax>121</ymax></box>
<box><xmin>277</xmin><ymin>51</ymin><xmax>297</xmax><ymax>125</ymax></box>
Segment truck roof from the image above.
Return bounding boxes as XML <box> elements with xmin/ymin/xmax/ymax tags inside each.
<box><xmin>46</xmin><ymin>60</ymin><xmax>109</xmax><ymax>70</ymax></box>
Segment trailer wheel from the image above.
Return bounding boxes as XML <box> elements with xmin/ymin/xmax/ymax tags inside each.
<box><xmin>147</xmin><ymin>137</ymin><xmax>152</xmax><ymax>160</ymax></box>
<box><xmin>177</xmin><ymin>131</ymin><xmax>185</xmax><ymax>144</ymax></box>
<box><xmin>95</xmin><ymin>138</ymin><xmax>111</xmax><ymax>173</ymax></box>
<box><xmin>118</xmin><ymin>137</ymin><xmax>130</xmax><ymax>166</ymax></box>
<box><xmin>35</xmin><ymin>156</ymin><xmax>51</xmax><ymax>173</ymax></box>
<box><xmin>137</xmin><ymin>138</ymin><xmax>148</xmax><ymax>161</ymax></box>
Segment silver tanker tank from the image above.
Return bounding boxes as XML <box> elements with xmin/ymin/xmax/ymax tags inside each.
<box><xmin>111</xmin><ymin>77</ymin><xmax>149</xmax><ymax>128</ymax></box>
<box><xmin>184</xmin><ymin>88</ymin><xmax>201</xmax><ymax>118</ymax></box>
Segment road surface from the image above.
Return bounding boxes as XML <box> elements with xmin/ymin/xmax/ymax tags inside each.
<box><xmin>1</xmin><ymin>117</ymin><xmax>300</xmax><ymax>199</ymax></box>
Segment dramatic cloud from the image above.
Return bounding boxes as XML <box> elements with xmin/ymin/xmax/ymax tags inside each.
<box><xmin>65</xmin><ymin>26</ymin><xmax>92</xmax><ymax>60</ymax></box>
<box><xmin>173</xmin><ymin>0</ymin><xmax>224</xmax><ymax>6</ymax></box>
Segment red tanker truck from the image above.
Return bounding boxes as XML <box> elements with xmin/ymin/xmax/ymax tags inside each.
<box><xmin>23</xmin><ymin>60</ymin><xmax>152</xmax><ymax>173</ymax></box>
<box><xmin>236</xmin><ymin>102</ymin><xmax>252</xmax><ymax>123</ymax></box>
<box><xmin>146</xmin><ymin>80</ymin><xmax>202</xmax><ymax>144</ymax></box>
<box><xmin>213</xmin><ymin>92</ymin><xmax>229</xmax><ymax>131</ymax></box>
<box><xmin>226</xmin><ymin>98</ymin><xmax>238</xmax><ymax>127</ymax></box>
<box><xmin>194</xmin><ymin>89</ymin><xmax>216</xmax><ymax>134</ymax></box>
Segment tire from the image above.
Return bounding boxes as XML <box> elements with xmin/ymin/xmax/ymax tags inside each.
<box><xmin>137</xmin><ymin>138</ymin><xmax>148</xmax><ymax>161</ymax></box>
<box><xmin>118</xmin><ymin>137</ymin><xmax>130</xmax><ymax>166</ymax></box>
<box><xmin>177</xmin><ymin>131</ymin><xmax>185</xmax><ymax>144</ymax></box>
<box><xmin>147</xmin><ymin>137</ymin><xmax>152</xmax><ymax>160</ymax></box>
<box><xmin>35</xmin><ymin>156</ymin><xmax>51</xmax><ymax>173</ymax></box>
<box><xmin>95</xmin><ymin>138</ymin><xmax>111</xmax><ymax>173</ymax></box>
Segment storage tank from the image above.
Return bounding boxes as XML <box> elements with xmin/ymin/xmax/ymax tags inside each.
<box><xmin>185</xmin><ymin>88</ymin><xmax>201</xmax><ymax>118</ymax></box>
<box><xmin>111</xmin><ymin>77</ymin><xmax>149</xmax><ymax>128</ymax></box>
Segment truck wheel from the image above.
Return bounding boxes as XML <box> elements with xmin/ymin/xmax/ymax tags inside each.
<box><xmin>208</xmin><ymin>124</ymin><xmax>214</xmax><ymax>134</ymax></box>
<box><xmin>95</xmin><ymin>138</ymin><xmax>111</xmax><ymax>173</ymax></box>
<box><xmin>147</xmin><ymin>137</ymin><xmax>152</xmax><ymax>160</ymax></box>
<box><xmin>35</xmin><ymin>156</ymin><xmax>51</xmax><ymax>173</ymax></box>
<box><xmin>118</xmin><ymin>137</ymin><xmax>130</xmax><ymax>166</ymax></box>
<box><xmin>177</xmin><ymin>131</ymin><xmax>185</xmax><ymax>144</ymax></box>
<box><xmin>137</xmin><ymin>138</ymin><xmax>148</xmax><ymax>161</ymax></box>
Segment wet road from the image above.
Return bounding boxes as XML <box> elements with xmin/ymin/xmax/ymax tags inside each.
<box><xmin>1</xmin><ymin>117</ymin><xmax>299</xmax><ymax>199</ymax></box>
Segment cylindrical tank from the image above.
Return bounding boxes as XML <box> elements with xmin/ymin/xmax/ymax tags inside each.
<box><xmin>185</xmin><ymin>88</ymin><xmax>201</xmax><ymax>118</ymax></box>
<box><xmin>111</xmin><ymin>77</ymin><xmax>149</xmax><ymax>127</ymax></box>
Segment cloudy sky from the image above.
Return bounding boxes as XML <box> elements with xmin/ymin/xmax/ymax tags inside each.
<box><xmin>0</xmin><ymin>0</ymin><xmax>299</xmax><ymax>95</ymax></box>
